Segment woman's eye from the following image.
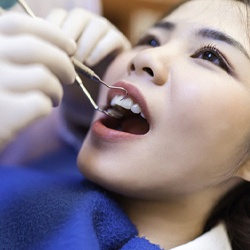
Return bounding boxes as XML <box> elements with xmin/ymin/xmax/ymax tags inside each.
<box><xmin>136</xmin><ymin>35</ymin><xmax>160</xmax><ymax>47</ymax></box>
<box><xmin>191</xmin><ymin>45</ymin><xmax>231</xmax><ymax>73</ymax></box>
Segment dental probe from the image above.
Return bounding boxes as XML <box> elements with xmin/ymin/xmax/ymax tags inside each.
<box><xmin>72</xmin><ymin>57</ymin><xmax>127</xmax><ymax>95</ymax></box>
<box><xmin>0</xmin><ymin>0</ymin><xmax>126</xmax><ymax>119</ymax></box>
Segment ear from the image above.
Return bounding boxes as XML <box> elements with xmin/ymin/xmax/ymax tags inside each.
<box><xmin>235</xmin><ymin>159</ymin><xmax>250</xmax><ymax>182</ymax></box>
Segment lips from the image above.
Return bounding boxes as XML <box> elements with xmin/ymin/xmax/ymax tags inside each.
<box><xmin>91</xmin><ymin>81</ymin><xmax>150</xmax><ymax>141</ymax></box>
<box><xmin>107</xmin><ymin>82</ymin><xmax>150</xmax><ymax>121</ymax></box>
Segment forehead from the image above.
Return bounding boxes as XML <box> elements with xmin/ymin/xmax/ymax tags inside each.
<box><xmin>162</xmin><ymin>0</ymin><xmax>250</xmax><ymax>51</ymax></box>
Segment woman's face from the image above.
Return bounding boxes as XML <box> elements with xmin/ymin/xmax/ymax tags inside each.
<box><xmin>78</xmin><ymin>0</ymin><xmax>250</xmax><ymax>199</ymax></box>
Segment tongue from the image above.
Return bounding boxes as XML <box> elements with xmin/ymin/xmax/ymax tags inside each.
<box><xmin>121</xmin><ymin>116</ymin><xmax>149</xmax><ymax>135</ymax></box>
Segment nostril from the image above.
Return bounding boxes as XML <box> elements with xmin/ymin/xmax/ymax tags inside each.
<box><xmin>130</xmin><ymin>63</ymin><xmax>135</xmax><ymax>71</ymax></box>
<box><xmin>143</xmin><ymin>67</ymin><xmax>154</xmax><ymax>77</ymax></box>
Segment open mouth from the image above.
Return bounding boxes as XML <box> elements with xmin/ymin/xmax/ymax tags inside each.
<box><xmin>103</xmin><ymin>95</ymin><xmax>150</xmax><ymax>135</ymax></box>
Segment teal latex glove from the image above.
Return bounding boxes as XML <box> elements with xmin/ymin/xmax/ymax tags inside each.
<box><xmin>0</xmin><ymin>0</ymin><xmax>18</xmax><ymax>9</ymax></box>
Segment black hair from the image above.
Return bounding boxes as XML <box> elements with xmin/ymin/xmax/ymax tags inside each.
<box><xmin>204</xmin><ymin>181</ymin><xmax>250</xmax><ymax>250</ymax></box>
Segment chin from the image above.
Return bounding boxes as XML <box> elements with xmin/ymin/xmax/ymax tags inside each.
<box><xmin>77</xmin><ymin>146</ymin><xmax>162</xmax><ymax>200</ymax></box>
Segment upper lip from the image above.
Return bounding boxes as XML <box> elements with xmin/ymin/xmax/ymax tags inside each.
<box><xmin>107</xmin><ymin>81</ymin><xmax>150</xmax><ymax>122</ymax></box>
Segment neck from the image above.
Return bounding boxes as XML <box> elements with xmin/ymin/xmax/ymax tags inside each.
<box><xmin>118</xmin><ymin>183</ymin><xmax>236</xmax><ymax>249</ymax></box>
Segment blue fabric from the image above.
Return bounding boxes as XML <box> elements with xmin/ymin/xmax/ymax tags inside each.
<box><xmin>0</xmin><ymin>146</ymin><xmax>161</xmax><ymax>249</ymax></box>
<box><xmin>121</xmin><ymin>237</ymin><xmax>162</xmax><ymax>250</ymax></box>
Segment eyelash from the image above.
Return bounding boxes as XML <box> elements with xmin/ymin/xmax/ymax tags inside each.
<box><xmin>191</xmin><ymin>44</ymin><xmax>232</xmax><ymax>74</ymax></box>
<box><xmin>136</xmin><ymin>36</ymin><xmax>232</xmax><ymax>74</ymax></box>
<box><xmin>136</xmin><ymin>35</ymin><xmax>160</xmax><ymax>47</ymax></box>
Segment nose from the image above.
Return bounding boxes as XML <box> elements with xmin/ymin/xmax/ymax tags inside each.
<box><xmin>128</xmin><ymin>49</ymin><xmax>168</xmax><ymax>86</ymax></box>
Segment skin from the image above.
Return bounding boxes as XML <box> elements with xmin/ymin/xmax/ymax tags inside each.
<box><xmin>78</xmin><ymin>0</ymin><xmax>250</xmax><ymax>248</ymax></box>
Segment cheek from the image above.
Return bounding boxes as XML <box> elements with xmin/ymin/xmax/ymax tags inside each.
<box><xmin>165</xmin><ymin>72</ymin><xmax>250</xmax><ymax>170</ymax></box>
<box><xmin>168</xmin><ymin>68</ymin><xmax>242</xmax><ymax>135</ymax></box>
<box><xmin>184</xmin><ymin>90</ymin><xmax>244</xmax><ymax>135</ymax></box>
<box><xmin>170</xmin><ymin>83</ymin><xmax>218</xmax><ymax>132</ymax></box>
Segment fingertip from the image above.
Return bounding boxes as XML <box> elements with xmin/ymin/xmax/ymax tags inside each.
<box><xmin>85</xmin><ymin>49</ymin><xmax>102</xmax><ymax>66</ymax></box>
<box><xmin>85</xmin><ymin>58</ymin><xmax>96</xmax><ymax>67</ymax></box>
<box><xmin>61</xmin><ymin>68</ymin><xmax>76</xmax><ymax>85</ymax></box>
<box><xmin>66</xmin><ymin>38</ymin><xmax>77</xmax><ymax>56</ymax></box>
<box><xmin>65</xmin><ymin>67</ymin><xmax>76</xmax><ymax>85</ymax></box>
<box><xmin>69</xmin><ymin>73</ymin><xmax>76</xmax><ymax>86</ymax></box>
<box><xmin>85</xmin><ymin>47</ymin><xmax>102</xmax><ymax>66</ymax></box>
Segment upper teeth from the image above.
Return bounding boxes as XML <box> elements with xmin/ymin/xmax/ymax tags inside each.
<box><xmin>110</xmin><ymin>95</ymin><xmax>145</xmax><ymax>118</ymax></box>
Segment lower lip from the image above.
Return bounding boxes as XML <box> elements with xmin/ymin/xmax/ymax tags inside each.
<box><xmin>91</xmin><ymin>119</ymin><xmax>141</xmax><ymax>142</ymax></box>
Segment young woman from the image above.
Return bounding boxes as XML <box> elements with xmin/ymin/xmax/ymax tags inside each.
<box><xmin>0</xmin><ymin>0</ymin><xmax>249</xmax><ymax>249</ymax></box>
<box><xmin>78</xmin><ymin>0</ymin><xmax>250</xmax><ymax>249</ymax></box>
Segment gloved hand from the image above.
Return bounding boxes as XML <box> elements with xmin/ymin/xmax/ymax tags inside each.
<box><xmin>46</xmin><ymin>8</ymin><xmax>131</xmax><ymax>66</ymax></box>
<box><xmin>45</xmin><ymin>8</ymin><xmax>131</xmax><ymax>146</ymax></box>
<box><xmin>0</xmin><ymin>11</ymin><xmax>76</xmax><ymax>150</ymax></box>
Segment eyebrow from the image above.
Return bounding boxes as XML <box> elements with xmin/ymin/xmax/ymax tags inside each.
<box><xmin>154</xmin><ymin>21</ymin><xmax>250</xmax><ymax>60</ymax></box>
<box><xmin>154</xmin><ymin>21</ymin><xmax>176</xmax><ymax>31</ymax></box>
<box><xmin>197</xmin><ymin>28</ymin><xmax>250</xmax><ymax>60</ymax></box>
